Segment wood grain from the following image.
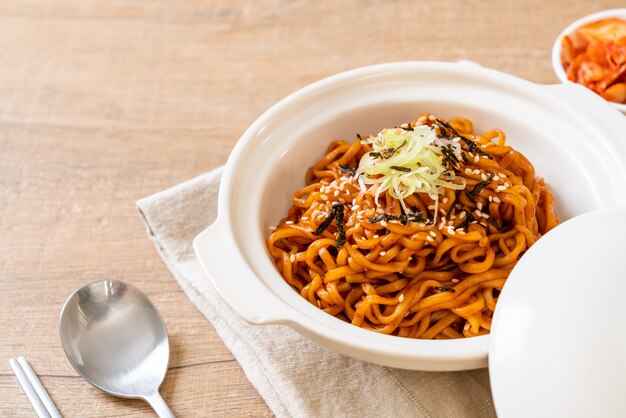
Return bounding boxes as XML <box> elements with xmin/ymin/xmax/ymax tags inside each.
<box><xmin>0</xmin><ymin>1</ymin><xmax>621</xmax><ymax>416</ymax></box>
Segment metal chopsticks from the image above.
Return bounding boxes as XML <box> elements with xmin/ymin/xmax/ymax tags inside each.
<box><xmin>9</xmin><ymin>356</ymin><xmax>62</xmax><ymax>418</ymax></box>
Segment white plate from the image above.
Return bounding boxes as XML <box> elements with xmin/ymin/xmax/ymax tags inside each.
<box><xmin>489</xmin><ymin>207</ymin><xmax>626</xmax><ymax>417</ymax></box>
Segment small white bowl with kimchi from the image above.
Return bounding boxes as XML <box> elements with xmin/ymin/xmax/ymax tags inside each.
<box><xmin>194</xmin><ymin>61</ymin><xmax>626</xmax><ymax>371</ymax></box>
<box><xmin>552</xmin><ymin>8</ymin><xmax>626</xmax><ymax>112</ymax></box>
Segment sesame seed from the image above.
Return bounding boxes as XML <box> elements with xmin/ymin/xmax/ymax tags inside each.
<box><xmin>448</xmin><ymin>229</ymin><xmax>455</xmax><ymax>235</ymax></box>
<box><xmin>451</xmin><ymin>278</ymin><xmax>460</xmax><ymax>283</ymax></box>
<box><xmin>399</xmin><ymin>294</ymin><xmax>405</xmax><ymax>302</ymax></box>
<box><xmin>473</xmin><ymin>169</ymin><xmax>480</xmax><ymax>175</ymax></box>
<box><xmin>379</xmin><ymin>251</ymin><xmax>386</xmax><ymax>256</ymax></box>
<box><xmin>269</xmin><ymin>226</ymin><xmax>277</xmax><ymax>231</ymax></box>
<box><xmin>373</xmin><ymin>234</ymin><xmax>379</xmax><ymax>239</ymax></box>
<box><xmin>333</xmin><ymin>190</ymin><xmax>340</xmax><ymax>196</ymax></box>
<box><xmin>428</xmin><ymin>205</ymin><xmax>435</xmax><ymax>210</ymax></box>
<box><xmin>290</xmin><ymin>254</ymin><xmax>295</xmax><ymax>262</ymax></box>
<box><xmin>488</xmin><ymin>196</ymin><xmax>493</xmax><ymax>202</ymax></box>
<box><xmin>317</xmin><ymin>300</ymin><xmax>321</xmax><ymax>308</ymax></box>
<box><xmin>352</xmin><ymin>204</ymin><xmax>360</xmax><ymax>210</ymax></box>
<box><xmin>464</xmin><ymin>323</ymin><xmax>470</xmax><ymax>331</ymax></box>
<box><xmin>440</xmin><ymin>209</ymin><xmax>446</xmax><ymax>215</ymax></box>
<box><xmin>443</xmin><ymin>197</ymin><xmax>449</xmax><ymax>203</ymax></box>
<box><xmin>477</xmin><ymin>202</ymin><xmax>483</xmax><ymax>210</ymax></box>
<box><xmin>377</xmin><ymin>208</ymin><xmax>385</xmax><ymax>214</ymax></box>
<box><xmin>428</xmin><ymin>115</ymin><xmax>436</xmax><ymax>121</ymax></box>
<box><xmin>345</xmin><ymin>190</ymin><xmax>350</xmax><ymax>195</ymax></box>
<box><xmin>453</xmin><ymin>137</ymin><xmax>461</xmax><ymax>143</ymax></box>
<box><xmin>474</xmin><ymin>210</ymin><xmax>482</xmax><ymax>216</ymax></box>
<box><xmin>481</xmin><ymin>173</ymin><xmax>487</xmax><ymax>181</ymax></box>
<box><xmin>429</xmin><ymin>231</ymin><xmax>436</xmax><ymax>237</ymax></box>
<box><xmin>464</xmin><ymin>168</ymin><xmax>472</xmax><ymax>175</ymax></box>
<box><xmin>301</xmin><ymin>216</ymin><xmax>309</xmax><ymax>221</ymax></box>
<box><xmin>496</xmin><ymin>186</ymin><xmax>506</xmax><ymax>192</ymax></box>
<box><xmin>481</xmin><ymin>213</ymin><xmax>489</xmax><ymax>219</ymax></box>
<box><xmin>493</xmin><ymin>175</ymin><xmax>500</xmax><ymax>181</ymax></box>
<box><xmin>474</xmin><ymin>155</ymin><xmax>480</xmax><ymax>163</ymax></box>
<box><xmin>352</xmin><ymin>199</ymin><xmax>357</xmax><ymax>205</ymax></box>
<box><xmin>380</xmin><ymin>220</ymin><xmax>388</xmax><ymax>227</ymax></box>
<box><xmin>321</xmin><ymin>195</ymin><xmax>329</xmax><ymax>201</ymax></box>
<box><xmin>499</xmin><ymin>173</ymin><xmax>507</xmax><ymax>178</ymax></box>
<box><xmin>426</xmin><ymin>236</ymin><xmax>434</xmax><ymax>242</ymax></box>
<box><xmin>493</xmin><ymin>197</ymin><xmax>501</xmax><ymax>203</ymax></box>
<box><xmin>448</xmin><ymin>220</ymin><xmax>454</xmax><ymax>226</ymax></box>
<box><xmin>457</xmin><ymin>230</ymin><xmax>465</xmax><ymax>235</ymax></box>
<box><xmin>459</xmin><ymin>211</ymin><xmax>466</xmax><ymax>220</ymax></box>
<box><xmin>338</xmin><ymin>198</ymin><xmax>345</xmax><ymax>204</ymax></box>
<box><xmin>285</xmin><ymin>221</ymin><xmax>293</xmax><ymax>225</ymax></box>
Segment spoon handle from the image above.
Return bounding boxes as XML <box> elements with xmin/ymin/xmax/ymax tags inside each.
<box><xmin>144</xmin><ymin>391</ymin><xmax>175</xmax><ymax>418</ymax></box>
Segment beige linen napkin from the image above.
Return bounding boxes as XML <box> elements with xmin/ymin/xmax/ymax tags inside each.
<box><xmin>137</xmin><ymin>166</ymin><xmax>496</xmax><ymax>418</ymax></box>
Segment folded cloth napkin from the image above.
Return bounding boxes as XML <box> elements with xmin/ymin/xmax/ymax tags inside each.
<box><xmin>137</xmin><ymin>166</ymin><xmax>496</xmax><ymax>418</ymax></box>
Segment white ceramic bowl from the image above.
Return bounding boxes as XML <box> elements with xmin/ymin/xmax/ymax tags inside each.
<box><xmin>551</xmin><ymin>8</ymin><xmax>626</xmax><ymax>113</ymax></box>
<box><xmin>194</xmin><ymin>61</ymin><xmax>626</xmax><ymax>371</ymax></box>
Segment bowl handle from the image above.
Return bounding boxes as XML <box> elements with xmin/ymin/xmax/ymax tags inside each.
<box><xmin>545</xmin><ymin>82</ymin><xmax>626</xmax><ymax>118</ymax></box>
<box><xmin>193</xmin><ymin>220</ymin><xmax>292</xmax><ymax>325</ymax></box>
<box><xmin>543</xmin><ymin>82</ymin><xmax>626</xmax><ymax>178</ymax></box>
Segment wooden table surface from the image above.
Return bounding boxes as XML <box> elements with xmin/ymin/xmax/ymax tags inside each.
<box><xmin>1</xmin><ymin>1</ymin><xmax>621</xmax><ymax>416</ymax></box>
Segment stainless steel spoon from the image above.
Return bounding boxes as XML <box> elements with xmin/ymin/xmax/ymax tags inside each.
<box><xmin>59</xmin><ymin>280</ymin><xmax>174</xmax><ymax>417</ymax></box>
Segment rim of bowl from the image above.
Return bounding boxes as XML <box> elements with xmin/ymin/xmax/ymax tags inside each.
<box><xmin>551</xmin><ymin>8</ymin><xmax>626</xmax><ymax>113</ymax></box>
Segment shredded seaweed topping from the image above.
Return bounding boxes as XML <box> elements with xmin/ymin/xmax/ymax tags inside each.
<box><xmin>467</xmin><ymin>173</ymin><xmax>495</xmax><ymax>199</ymax></box>
<box><xmin>459</xmin><ymin>209</ymin><xmax>477</xmax><ymax>230</ymax></box>
<box><xmin>445</xmin><ymin>197</ymin><xmax>457</xmax><ymax>220</ymax></box>
<box><xmin>434</xmin><ymin>118</ymin><xmax>492</xmax><ymax>159</ymax></box>
<box><xmin>440</xmin><ymin>145</ymin><xmax>461</xmax><ymax>170</ymax></box>
<box><xmin>369</xmin><ymin>211</ymin><xmax>426</xmax><ymax>225</ymax></box>
<box><xmin>434</xmin><ymin>286</ymin><xmax>455</xmax><ymax>293</ymax></box>
<box><xmin>334</xmin><ymin>204</ymin><xmax>346</xmax><ymax>246</ymax></box>
<box><xmin>369</xmin><ymin>139</ymin><xmax>408</xmax><ymax>161</ymax></box>
<box><xmin>485</xmin><ymin>215</ymin><xmax>501</xmax><ymax>230</ymax></box>
<box><xmin>339</xmin><ymin>164</ymin><xmax>356</xmax><ymax>175</ymax></box>
<box><xmin>315</xmin><ymin>210</ymin><xmax>335</xmax><ymax>235</ymax></box>
<box><xmin>314</xmin><ymin>203</ymin><xmax>346</xmax><ymax>247</ymax></box>
<box><xmin>390</xmin><ymin>165</ymin><xmax>412</xmax><ymax>172</ymax></box>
